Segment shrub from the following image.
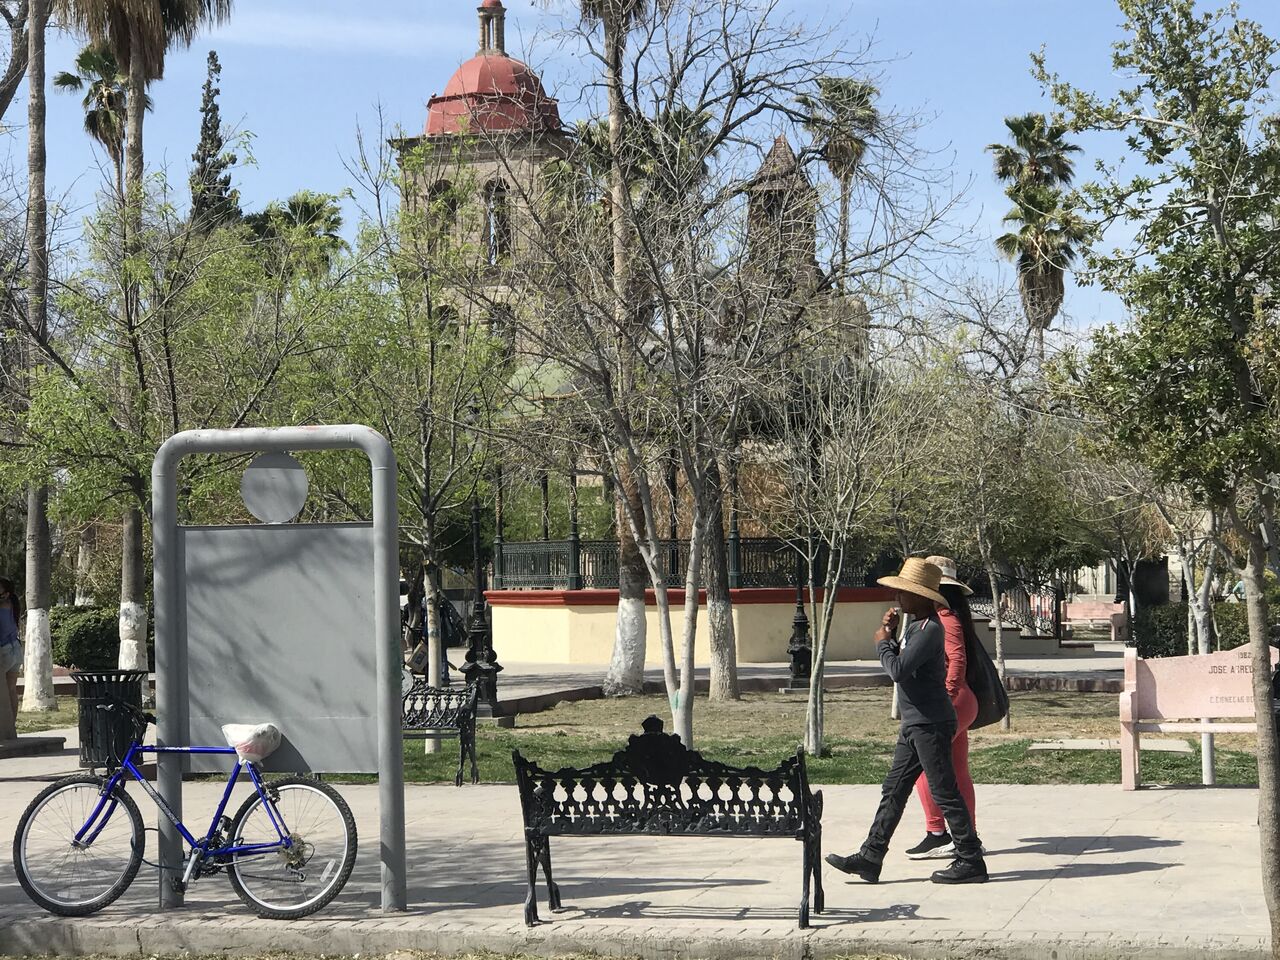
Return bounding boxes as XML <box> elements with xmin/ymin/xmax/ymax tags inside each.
<box><xmin>1133</xmin><ymin>601</ymin><xmax>1254</xmax><ymax>656</ymax></box>
<box><xmin>50</xmin><ymin>606</ymin><xmax>120</xmax><ymax>670</ymax></box>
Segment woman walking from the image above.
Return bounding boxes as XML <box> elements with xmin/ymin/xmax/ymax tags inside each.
<box><xmin>905</xmin><ymin>556</ymin><xmax>979</xmax><ymax>860</ymax></box>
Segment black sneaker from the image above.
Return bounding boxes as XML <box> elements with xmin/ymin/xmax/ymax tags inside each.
<box><xmin>905</xmin><ymin>832</ymin><xmax>955</xmax><ymax>860</ymax></box>
<box><xmin>931</xmin><ymin>857</ymin><xmax>989</xmax><ymax>884</ymax></box>
<box><xmin>825</xmin><ymin>851</ymin><xmax>881</xmax><ymax>883</ymax></box>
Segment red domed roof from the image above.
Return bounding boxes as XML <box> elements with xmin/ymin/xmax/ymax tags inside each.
<box><xmin>480</xmin><ymin>0</ymin><xmax>503</xmax><ymax>7</ymax></box>
<box><xmin>425</xmin><ymin>53</ymin><xmax>562</xmax><ymax>136</ymax></box>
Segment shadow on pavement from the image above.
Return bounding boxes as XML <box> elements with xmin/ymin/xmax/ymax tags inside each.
<box><xmin>991</xmin><ymin>861</ymin><xmax>1176</xmax><ymax>882</ymax></box>
<box><xmin>990</xmin><ymin>834</ymin><xmax>1183</xmax><ymax>857</ymax></box>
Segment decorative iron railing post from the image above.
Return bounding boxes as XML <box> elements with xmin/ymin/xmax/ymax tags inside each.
<box><xmin>786</xmin><ymin>537</ymin><xmax>812</xmax><ymax>689</ymax></box>
<box><xmin>492</xmin><ymin>465</ymin><xmax>505</xmax><ymax>590</ymax></box>
<box><xmin>461</xmin><ymin>494</ymin><xmax>503</xmax><ymax>717</ymax></box>
<box><xmin>666</xmin><ymin>455</ymin><xmax>679</xmax><ymax>583</ymax></box>
<box><xmin>1053</xmin><ymin>579</ymin><xmax>1065</xmax><ymax>641</ymax></box>
<box><xmin>567</xmin><ymin>464</ymin><xmax>583</xmax><ymax>590</ymax></box>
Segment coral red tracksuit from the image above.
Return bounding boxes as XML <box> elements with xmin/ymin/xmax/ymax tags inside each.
<box><xmin>913</xmin><ymin>606</ymin><xmax>977</xmax><ymax>832</ymax></box>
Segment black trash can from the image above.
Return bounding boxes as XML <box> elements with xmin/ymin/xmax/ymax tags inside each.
<box><xmin>71</xmin><ymin>670</ymin><xmax>147</xmax><ymax>768</ymax></box>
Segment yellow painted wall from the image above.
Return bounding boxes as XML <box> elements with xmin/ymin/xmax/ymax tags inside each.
<box><xmin>491</xmin><ymin>596</ymin><xmax>895</xmax><ymax>664</ymax></box>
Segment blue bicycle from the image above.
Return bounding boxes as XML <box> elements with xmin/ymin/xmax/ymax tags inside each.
<box><xmin>11</xmin><ymin>698</ymin><xmax>357</xmax><ymax>919</ymax></box>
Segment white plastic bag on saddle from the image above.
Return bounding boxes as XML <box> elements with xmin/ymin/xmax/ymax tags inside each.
<box><xmin>220</xmin><ymin>722</ymin><xmax>281</xmax><ymax>763</ymax></box>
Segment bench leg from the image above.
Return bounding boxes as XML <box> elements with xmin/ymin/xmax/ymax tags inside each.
<box><xmin>1120</xmin><ymin>721</ymin><xmax>1140</xmax><ymax>790</ymax></box>
<box><xmin>523</xmin><ymin>835</ymin><xmax>543</xmax><ymax>925</ymax></box>
<box><xmin>799</xmin><ymin>835</ymin><xmax>811</xmax><ymax>930</ymax></box>
<box><xmin>468</xmin><ymin>726</ymin><xmax>479</xmax><ymax>784</ymax></box>
<box><xmin>455</xmin><ymin>736</ymin><xmax>465</xmax><ymax>787</ymax></box>
<box><xmin>539</xmin><ymin>837</ymin><xmax>562</xmax><ymax>910</ymax></box>
<box><xmin>811</xmin><ymin>824</ymin><xmax>824</xmax><ymax>915</ymax></box>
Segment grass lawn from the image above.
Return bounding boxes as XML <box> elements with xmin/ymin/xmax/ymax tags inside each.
<box><xmin>13</xmin><ymin>695</ymin><xmax>79</xmax><ymax>733</ymax></box>
<box><xmin>399</xmin><ymin>687</ymin><xmax>1261</xmax><ymax>787</ymax></box>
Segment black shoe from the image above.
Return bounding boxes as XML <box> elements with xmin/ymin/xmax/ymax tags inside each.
<box><xmin>931</xmin><ymin>857</ymin><xmax>989</xmax><ymax>884</ymax></box>
<box><xmin>905</xmin><ymin>832</ymin><xmax>955</xmax><ymax>860</ymax></box>
<box><xmin>825</xmin><ymin>852</ymin><xmax>881</xmax><ymax>883</ymax></box>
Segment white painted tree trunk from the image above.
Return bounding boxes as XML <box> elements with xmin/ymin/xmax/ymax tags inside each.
<box><xmin>21</xmin><ymin>609</ymin><xmax>55</xmax><ymax>711</ymax></box>
<box><xmin>423</xmin><ymin>571</ymin><xmax>444</xmax><ymax>755</ymax></box>
<box><xmin>985</xmin><ymin>562</ymin><xmax>1011</xmax><ymax>732</ymax></box>
<box><xmin>118</xmin><ymin>601</ymin><xmax>149</xmax><ymax>672</ymax></box>
<box><xmin>604</xmin><ymin>478</ymin><xmax>647</xmax><ymax>696</ymax></box>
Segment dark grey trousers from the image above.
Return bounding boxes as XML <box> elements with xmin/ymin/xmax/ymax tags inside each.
<box><xmin>860</xmin><ymin>721</ymin><xmax>982</xmax><ymax>863</ymax></box>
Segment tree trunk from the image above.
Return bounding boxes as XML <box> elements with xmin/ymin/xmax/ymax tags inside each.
<box><xmin>598</xmin><ymin>15</ymin><xmax>647</xmax><ymax>700</ymax></box>
<box><xmin>75</xmin><ymin>525</ymin><xmax>97</xmax><ymax>606</ymax></box>
<box><xmin>125</xmin><ymin>19</ymin><xmax>144</xmax><ymax>220</ymax></box>
<box><xmin>985</xmin><ymin>562</ymin><xmax>1010</xmax><ymax>731</ymax></box>
<box><xmin>703</xmin><ymin>459</ymin><xmax>738</xmax><ymax>702</ymax></box>
<box><xmin>118</xmin><ymin>503</ymin><xmax>149</xmax><ymax>673</ymax></box>
<box><xmin>675</xmin><ymin>508</ymin><xmax>704</xmax><ymax>747</ymax></box>
<box><xmin>22</xmin><ymin>486</ymin><xmax>54</xmax><ymax>711</ymax></box>
<box><xmin>804</xmin><ymin>551</ymin><xmax>840</xmax><ymax>757</ymax></box>
<box><xmin>21</xmin><ymin>0</ymin><xmax>54</xmax><ymax>714</ymax></box>
<box><xmin>836</xmin><ymin>179</ymin><xmax>850</xmax><ymax>292</ymax></box>
<box><xmin>604</xmin><ymin>468</ymin><xmax>647</xmax><ymax>696</ymax></box>
<box><xmin>1239</xmin><ymin>530</ymin><xmax>1280</xmax><ymax>959</ymax></box>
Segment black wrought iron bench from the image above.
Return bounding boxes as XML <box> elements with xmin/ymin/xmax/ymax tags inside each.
<box><xmin>402</xmin><ymin>679</ymin><xmax>478</xmax><ymax>786</ymax></box>
<box><xmin>512</xmin><ymin>715</ymin><xmax>824</xmax><ymax>928</ymax></box>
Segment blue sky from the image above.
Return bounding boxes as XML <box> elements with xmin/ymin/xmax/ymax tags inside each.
<box><xmin>10</xmin><ymin>0</ymin><xmax>1280</xmax><ymax>332</ymax></box>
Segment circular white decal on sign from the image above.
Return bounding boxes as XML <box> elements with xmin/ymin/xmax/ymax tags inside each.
<box><xmin>240</xmin><ymin>451</ymin><xmax>309</xmax><ymax>524</ymax></box>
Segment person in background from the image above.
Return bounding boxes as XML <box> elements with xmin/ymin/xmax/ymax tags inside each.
<box><xmin>905</xmin><ymin>556</ymin><xmax>980</xmax><ymax>860</ymax></box>
<box><xmin>826</xmin><ymin>558</ymin><xmax>988</xmax><ymax>885</ymax></box>
<box><xmin>0</xmin><ymin>577</ymin><xmax>23</xmax><ymax>722</ymax></box>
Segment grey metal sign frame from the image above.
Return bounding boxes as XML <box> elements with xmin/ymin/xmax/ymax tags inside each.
<box><xmin>152</xmin><ymin>425</ymin><xmax>406</xmax><ymax>912</ymax></box>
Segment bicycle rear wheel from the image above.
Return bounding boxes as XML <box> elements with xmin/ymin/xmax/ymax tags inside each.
<box><xmin>227</xmin><ymin>775</ymin><xmax>357</xmax><ymax>919</ymax></box>
<box><xmin>12</xmin><ymin>775</ymin><xmax>144</xmax><ymax>916</ymax></box>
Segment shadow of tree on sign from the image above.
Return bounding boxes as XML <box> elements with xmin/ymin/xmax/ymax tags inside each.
<box><xmin>991</xmin><ymin>861</ymin><xmax>1176</xmax><ymax>883</ymax></box>
<box><xmin>989</xmin><ymin>835</ymin><xmax>1183</xmax><ymax>857</ymax></box>
<box><xmin>571</xmin><ymin>900</ymin><xmax>929</xmax><ymax>926</ymax></box>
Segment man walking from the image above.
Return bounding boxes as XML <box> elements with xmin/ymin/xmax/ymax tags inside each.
<box><xmin>826</xmin><ymin>558</ymin><xmax>988</xmax><ymax>884</ymax></box>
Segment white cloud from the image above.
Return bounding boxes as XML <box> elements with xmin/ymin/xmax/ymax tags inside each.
<box><xmin>208</xmin><ymin>8</ymin><xmax>473</xmax><ymax>59</ymax></box>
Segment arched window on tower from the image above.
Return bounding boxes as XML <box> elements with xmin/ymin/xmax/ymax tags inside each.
<box><xmin>426</xmin><ymin>180</ymin><xmax>457</xmax><ymax>239</ymax></box>
<box><xmin>483</xmin><ymin>179</ymin><xmax>511</xmax><ymax>265</ymax></box>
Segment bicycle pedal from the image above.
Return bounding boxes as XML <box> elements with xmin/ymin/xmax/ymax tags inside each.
<box><xmin>169</xmin><ymin>878</ymin><xmax>187</xmax><ymax>895</ymax></box>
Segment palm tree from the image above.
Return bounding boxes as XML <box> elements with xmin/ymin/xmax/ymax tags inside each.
<box><xmin>52</xmin><ymin>0</ymin><xmax>233</xmax><ymax>673</ymax></box>
<box><xmin>994</xmin><ymin>183</ymin><xmax>1089</xmax><ymax>355</ymax></box>
<box><xmin>798</xmin><ymin>77</ymin><xmax>879</xmax><ymax>289</ymax></box>
<box><xmin>987</xmin><ymin>112</ymin><xmax>1081</xmax><ymax>190</ymax></box>
<box><xmin>53</xmin><ymin>1</ymin><xmax>234</xmax><ymax>214</ymax></box>
<box><xmin>987</xmin><ymin>113</ymin><xmax>1084</xmax><ymax>355</ymax></box>
<box><xmin>246</xmin><ymin>190</ymin><xmax>347</xmax><ymax>277</ymax></box>
<box><xmin>53</xmin><ymin>44</ymin><xmax>139</xmax><ymax>200</ymax></box>
<box><xmin>577</xmin><ymin>0</ymin><xmax>673</xmax><ymax>703</ymax></box>
<box><xmin>20</xmin><ymin>0</ymin><xmax>56</xmax><ymax>716</ymax></box>
<box><xmin>0</xmin><ymin>1</ymin><xmax>31</xmax><ymax>125</ymax></box>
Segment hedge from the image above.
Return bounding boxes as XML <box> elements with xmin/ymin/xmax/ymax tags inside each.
<box><xmin>49</xmin><ymin>606</ymin><xmax>120</xmax><ymax>670</ymax></box>
<box><xmin>1133</xmin><ymin>602</ymin><xmax>1251</xmax><ymax>658</ymax></box>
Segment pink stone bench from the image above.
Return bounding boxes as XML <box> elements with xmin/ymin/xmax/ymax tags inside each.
<box><xmin>1120</xmin><ymin>645</ymin><xmax>1278</xmax><ymax>790</ymax></box>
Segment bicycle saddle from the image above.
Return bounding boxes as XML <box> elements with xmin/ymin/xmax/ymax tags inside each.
<box><xmin>220</xmin><ymin>723</ymin><xmax>282</xmax><ymax>762</ymax></box>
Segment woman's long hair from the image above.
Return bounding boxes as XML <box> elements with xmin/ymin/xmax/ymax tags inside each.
<box><xmin>0</xmin><ymin>577</ymin><xmax>21</xmax><ymax>625</ymax></box>
<box><xmin>941</xmin><ymin>582</ymin><xmax>981</xmax><ymax>668</ymax></box>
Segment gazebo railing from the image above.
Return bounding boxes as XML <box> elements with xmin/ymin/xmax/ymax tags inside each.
<box><xmin>963</xmin><ymin>568</ymin><xmax>1062</xmax><ymax>638</ymax></box>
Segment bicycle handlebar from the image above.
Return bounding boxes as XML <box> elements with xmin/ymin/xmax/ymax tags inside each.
<box><xmin>94</xmin><ymin>694</ymin><xmax>156</xmax><ymax>728</ymax></box>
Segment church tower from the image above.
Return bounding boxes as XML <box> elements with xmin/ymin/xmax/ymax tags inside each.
<box><xmin>746</xmin><ymin>135</ymin><xmax>819</xmax><ymax>285</ymax></box>
<box><xmin>398</xmin><ymin>1</ymin><xmax>567</xmax><ymax>298</ymax></box>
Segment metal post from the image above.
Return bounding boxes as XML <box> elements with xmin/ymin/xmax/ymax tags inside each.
<box><xmin>493</xmin><ymin>466</ymin><xmax>505</xmax><ymax>591</ymax></box>
<box><xmin>727</xmin><ymin>456</ymin><xmax>741</xmax><ymax>590</ymax></box>
<box><xmin>462</xmin><ymin>494</ymin><xmax>503</xmax><ymax>716</ymax></box>
<box><xmin>567</xmin><ymin>465</ymin><xmax>583</xmax><ymax>591</ymax></box>
<box><xmin>666</xmin><ymin>455</ymin><xmax>679</xmax><ymax>582</ymax></box>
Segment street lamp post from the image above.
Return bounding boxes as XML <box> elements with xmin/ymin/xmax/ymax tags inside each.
<box><xmin>786</xmin><ymin>535</ymin><xmax>812</xmax><ymax>690</ymax></box>
<box><xmin>461</xmin><ymin>492</ymin><xmax>505</xmax><ymax>720</ymax></box>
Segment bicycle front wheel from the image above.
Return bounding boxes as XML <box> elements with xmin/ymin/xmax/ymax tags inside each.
<box><xmin>12</xmin><ymin>775</ymin><xmax>144</xmax><ymax>916</ymax></box>
<box><xmin>227</xmin><ymin>775</ymin><xmax>357</xmax><ymax>919</ymax></box>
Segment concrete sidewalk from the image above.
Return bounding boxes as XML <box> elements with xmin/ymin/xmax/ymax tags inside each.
<box><xmin>0</xmin><ymin>780</ymin><xmax>1268</xmax><ymax>959</ymax></box>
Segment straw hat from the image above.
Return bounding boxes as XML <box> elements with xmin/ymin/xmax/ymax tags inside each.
<box><xmin>924</xmin><ymin>555</ymin><xmax>973</xmax><ymax>596</ymax></box>
<box><xmin>877</xmin><ymin>558</ymin><xmax>947</xmax><ymax>606</ymax></box>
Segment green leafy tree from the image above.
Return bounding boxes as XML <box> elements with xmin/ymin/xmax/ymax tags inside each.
<box><xmin>189</xmin><ymin>49</ymin><xmax>239</xmax><ymax>230</ymax></box>
<box><xmin>1038</xmin><ymin>1</ymin><xmax>1280</xmax><ymax>948</ymax></box>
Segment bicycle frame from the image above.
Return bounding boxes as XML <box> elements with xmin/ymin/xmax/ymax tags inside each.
<box><xmin>75</xmin><ymin>739</ymin><xmax>294</xmax><ymax>877</ymax></box>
